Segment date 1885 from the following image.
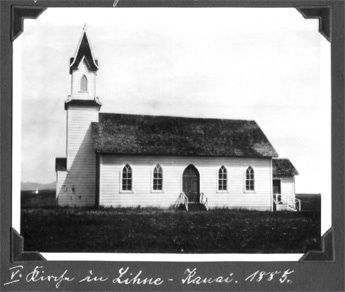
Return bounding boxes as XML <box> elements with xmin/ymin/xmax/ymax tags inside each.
<box><xmin>245</xmin><ymin>269</ymin><xmax>294</xmax><ymax>284</ymax></box>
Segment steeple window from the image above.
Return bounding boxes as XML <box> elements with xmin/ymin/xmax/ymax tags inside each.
<box><xmin>80</xmin><ymin>75</ymin><xmax>88</xmax><ymax>92</ymax></box>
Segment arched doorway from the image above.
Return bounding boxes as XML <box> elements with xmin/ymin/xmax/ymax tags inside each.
<box><xmin>273</xmin><ymin>179</ymin><xmax>282</xmax><ymax>212</ymax></box>
<box><xmin>183</xmin><ymin>165</ymin><xmax>200</xmax><ymax>203</ymax></box>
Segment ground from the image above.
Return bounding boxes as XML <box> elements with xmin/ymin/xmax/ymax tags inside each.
<box><xmin>296</xmin><ymin>193</ymin><xmax>321</xmax><ymax>211</ymax></box>
<box><xmin>21</xmin><ymin>190</ymin><xmax>321</xmax><ymax>253</ymax></box>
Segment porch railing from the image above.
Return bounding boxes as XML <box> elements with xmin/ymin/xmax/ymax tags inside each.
<box><xmin>294</xmin><ymin>198</ymin><xmax>301</xmax><ymax>212</ymax></box>
<box><xmin>273</xmin><ymin>195</ymin><xmax>301</xmax><ymax>212</ymax></box>
<box><xmin>174</xmin><ymin>192</ymin><xmax>189</xmax><ymax>211</ymax></box>
<box><xmin>200</xmin><ymin>192</ymin><xmax>208</xmax><ymax>211</ymax></box>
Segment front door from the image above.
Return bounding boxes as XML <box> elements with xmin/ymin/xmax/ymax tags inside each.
<box><xmin>183</xmin><ymin>165</ymin><xmax>200</xmax><ymax>203</ymax></box>
<box><xmin>273</xmin><ymin>179</ymin><xmax>281</xmax><ymax>211</ymax></box>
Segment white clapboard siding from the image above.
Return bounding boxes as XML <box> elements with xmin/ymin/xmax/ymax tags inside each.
<box><xmin>71</xmin><ymin>60</ymin><xmax>96</xmax><ymax>99</ymax></box>
<box><xmin>99</xmin><ymin>155</ymin><xmax>273</xmax><ymax>211</ymax></box>
<box><xmin>66</xmin><ymin>106</ymin><xmax>99</xmax><ymax>168</ymax></box>
<box><xmin>57</xmin><ymin>169</ymin><xmax>97</xmax><ymax>206</ymax></box>
<box><xmin>56</xmin><ymin>105</ymin><xmax>99</xmax><ymax>206</ymax></box>
<box><xmin>56</xmin><ymin>170</ymin><xmax>67</xmax><ymax>198</ymax></box>
<box><xmin>57</xmin><ymin>170</ymin><xmax>95</xmax><ymax>207</ymax></box>
<box><xmin>279</xmin><ymin>176</ymin><xmax>296</xmax><ymax>204</ymax></box>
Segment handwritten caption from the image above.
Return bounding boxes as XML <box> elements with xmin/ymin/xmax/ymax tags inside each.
<box><xmin>4</xmin><ymin>265</ymin><xmax>294</xmax><ymax>288</ymax></box>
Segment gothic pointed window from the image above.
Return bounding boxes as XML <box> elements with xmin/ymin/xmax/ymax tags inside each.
<box><xmin>81</xmin><ymin>75</ymin><xmax>88</xmax><ymax>91</ymax></box>
<box><xmin>122</xmin><ymin>164</ymin><xmax>132</xmax><ymax>191</ymax></box>
<box><xmin>218</xmin><ymin>166</ymin><xmax>227</xmax><ymax>191</ymax></box>
<box><xmin>153</xmin><ymin>164</ymin><xmax>163</xmax><ymax>191</ymax></box>
<box><xmin>245</xmin><ymin>166</ymin><xmax>255</xmax><ymax>191</ymax></box>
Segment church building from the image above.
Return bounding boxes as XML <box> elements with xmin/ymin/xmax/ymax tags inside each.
<box><xmin>55</xmin><ymin>27</ymin><xmax>300</xmax><ymax>211</ymax></box>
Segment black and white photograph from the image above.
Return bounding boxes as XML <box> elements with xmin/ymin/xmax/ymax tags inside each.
<box><xmin>1</xmin><ymin>2</ymin><xmax>344</xmax><ymax>291</ymax></box>
<box><xmin>12</xmin><ymin>7</ymin><xmax>331</xmax><ymax>260</ymax></box>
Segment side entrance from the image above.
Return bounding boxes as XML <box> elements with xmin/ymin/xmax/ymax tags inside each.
<box><xmin>273</xmin><ymin>179</ymin><xmax>281</xmax><ymax>211</ymax></box>
<box><xmin>183</xmin><ymin>165</ymin><xmax>200</xmax><ymax>203</ymax></box>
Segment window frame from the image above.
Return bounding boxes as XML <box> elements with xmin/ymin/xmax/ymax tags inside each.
<box><xmin>245</xmin><ymin>166</ymin><xmax>255</xmax><ymax>193</ymax></box>
<box><xmin>151</xmin><ymin>164</ymin><xmax>164</xmax><ymax>193</ymax></box>
<box><xmin>217</xmin><ymin>165</ymin><xmax>229</xmax><ymax>193</ymax></box>
<box><xmin>120</xmin><ymin>164</ymin><xmax>133</xmax><ymax>193</ymax></box>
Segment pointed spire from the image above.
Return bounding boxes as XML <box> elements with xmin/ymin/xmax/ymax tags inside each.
<box><xmin>69</xmin><ymin>25</ymin><xmax>98</xmax><ymax>74</ymax></box>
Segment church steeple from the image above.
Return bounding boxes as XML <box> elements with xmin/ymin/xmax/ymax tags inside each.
<box><xmin>69</xmin><ymin>24</ymin><xmax>99</xmax><ymax>74</ymax></box>
<box><xmin>58</xmin><ymin>25</ymin><xmax>102</xmax><ymax>207</ymax></box>
<box><xmin>67</xmin><ymin>25</ymin><xmax>100</xmax><ymax>103</ymax></box>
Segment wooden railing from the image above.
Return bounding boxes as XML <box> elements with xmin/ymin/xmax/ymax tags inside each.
<box><xmin>174</xmin><ymin>192</ymin><xmax>189</xmax><ymax>211</ymax></box>
<box><xmin>272</xmin><ymin>196</ymin><xmax>279</xmax><ymax>205</ymax></box>
<box><xmin>199</xmin><ymin>192</ymin><xmax>208</xmax><ymax>211</ymax></box>
<box><xmin>274</xmin><ymin>196</ymin><xmax>301</xmax><ymax>212</ymax></box>
<box><xmin>286</xmin><ymin>197</ymin><xmax>301</xmax><ymax>212</ymax></box>
<box><xmin>294</xmin><ymin>198</ymin><xmax>301</xmax><ymax>212</ymax></box>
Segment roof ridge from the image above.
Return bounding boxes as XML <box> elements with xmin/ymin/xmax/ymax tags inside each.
<box><xmin>99</xmin><ymin>112</ymin><xmax>256</xmax><ymax>123</ymax></box>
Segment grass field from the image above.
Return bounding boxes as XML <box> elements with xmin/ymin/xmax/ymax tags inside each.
<box><xmin>21</xmin><ymin>190</ymin><xmax>56</xmax><ymax>208</ymax></box>
<box><xmin>296</xmin><ymin>193</ymin><xmax>321</xmax><ymax>212</ymax></box>
<box><xmin>21</xmin><ymin>206</ymin><xmax>321</xmax><ymax>254</ymax></box>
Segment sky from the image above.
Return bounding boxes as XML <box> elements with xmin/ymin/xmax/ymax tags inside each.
<box><xmin>17</xmin><ymin>8</ymin><xmax>331</xmax><ymax>198</ymax></box>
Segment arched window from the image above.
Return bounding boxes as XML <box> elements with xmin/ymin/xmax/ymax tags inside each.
<box><xmin>245</xmin><ymin>166</ymin><xmax>254</xmax><ymax>191</ymax></box>
<box><xmin>218</xmin><ymin>166</ymin><xmax>227</xmax><ymax>191</ymax></box>
<box><xmin>153</xmin><ymin>164</ymin><xmax>163</xmax><ymax>191</ymax></box>
<box><xmin>80</xmin><ymin>75</ymin><xmax>88</xmax><ymax>91</ymax></box>
<box><xmin>122</xmin><ymin>164</ymin><xmax>132</xmax><ymax>191</ymax></box>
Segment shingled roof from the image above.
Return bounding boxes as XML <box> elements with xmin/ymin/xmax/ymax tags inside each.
<box><xmin>91</xmin><ymin>113</ymin><xmax>278</xmax><ymax>158</ymax></box>
<box><xmin>69</xmin><ymin>29</ymin><xmax>98</xmax><ymax>74</ymax></box>
<box><xmin>273</xmin><ymin>159</ymin><xmax>299</xmax><ymax>176</ymax></box>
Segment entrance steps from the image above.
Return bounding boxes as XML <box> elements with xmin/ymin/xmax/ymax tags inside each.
<box><xmin>174</xmin><ymin>192</ymin><xmax>208</xmax><ymax>212</ymax></box>
<box><xmin>187</xmin><ymin>203</ymin><xmax>207</xmax><ymax>212</ymax></box>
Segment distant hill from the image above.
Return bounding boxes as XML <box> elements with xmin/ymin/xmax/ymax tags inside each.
<box><xmin>21</xmin><ymin>181</ymin><xmax>56</xmax><ymax>191</ymax></box>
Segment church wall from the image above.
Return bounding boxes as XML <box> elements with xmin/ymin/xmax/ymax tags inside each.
<box><xmin>66</xmin><ymin>105</ymin><xmax>99</xmax><ymax>168</ymax></box>
<box><xmin>99</xmin><ymin>155</ymin><xmax>273</xmax><ymax>210</ymax></box>
<box><xmin>56</xmin><ymin>170</ymin><xmax>68</xmax><ymax>200</ymax></box>
<box><xmin>56</xmin><ymin>105</ymin><xmax>99</xmax><ymax>206</ymax></box>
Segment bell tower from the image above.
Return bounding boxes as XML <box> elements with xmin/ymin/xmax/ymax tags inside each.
<box><xmin>56</xmin><ymin>25</ymin><xmax>101</xmax><ymax>207</ymax></box>
<box><xmin>69</xmin><ymin>24</ymin><xmax>99</xmax><ymax>100</ymax></box>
